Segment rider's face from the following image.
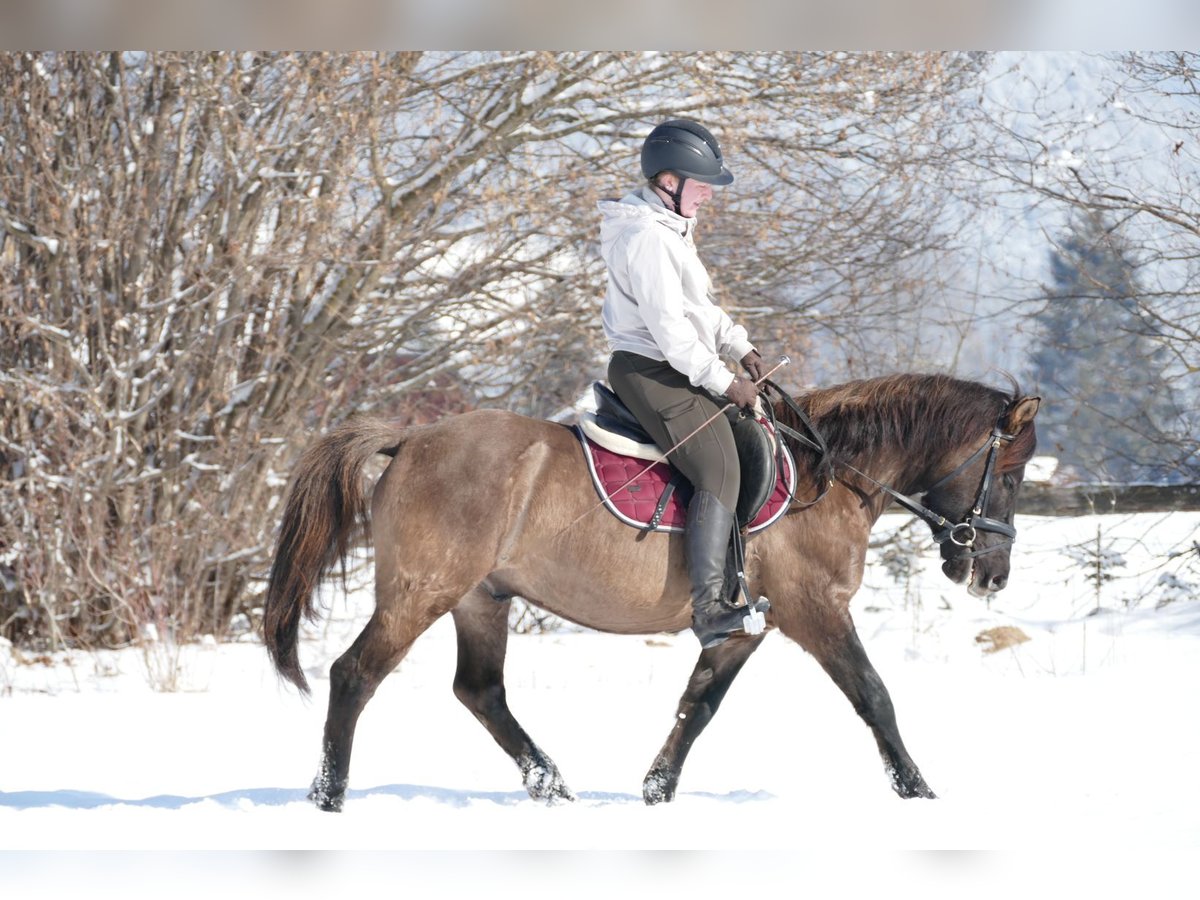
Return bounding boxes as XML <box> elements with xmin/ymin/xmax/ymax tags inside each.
<box><xmin>678</xmin><ymin>178</ymin><xmax>713</xmax><ymax>218</ymax></box>
<box><xmin>657</xmin><ymin>174</ymin><xmax>714</xmax><ymax>218</ymax></box>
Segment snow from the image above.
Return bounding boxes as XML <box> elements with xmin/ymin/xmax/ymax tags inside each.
<box><xmin>2</xmin><ymin>511</ymin><xmax>1197</xmax><ymax>894</ymax></box>
<box><xmin>1025</xmin><ymin>455</ymin><xmax>1058</xmax><ymax>482</ymax></box>
<box><xmin>216</xmin><ymin>377</ymin><xmax>262</xmax><ymax>416</ymax></box>
<box><xmin>31</xmin><ymin>234</ymin><xmax>59</xmax><ymax>255</ymax></box>
<box><xmin>4</xmin><ymin>50</ymin><xmax>1199</xmax><ymax>888</ymax></box>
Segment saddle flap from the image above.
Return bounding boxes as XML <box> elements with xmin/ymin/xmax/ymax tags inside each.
<box><xmin>727</xmin><ymin>410</ymin><xmax>778</xmax><ymax>527</ymax></box>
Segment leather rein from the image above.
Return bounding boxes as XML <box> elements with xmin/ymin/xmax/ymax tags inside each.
<box><xmin>763</xmin><ymin>380</ymin><xmax>1018</xmax><ymax>560</ymax></box>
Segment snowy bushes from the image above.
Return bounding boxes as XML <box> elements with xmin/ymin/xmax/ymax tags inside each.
<box><xmin>1</xmin><ymin>51</ymin><xmax>981</xmax><ymax>652</ymax></box>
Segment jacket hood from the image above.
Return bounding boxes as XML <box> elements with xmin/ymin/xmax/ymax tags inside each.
<box><xmin>598</xmin><ymin>187</ymin><xmax>694</xmax><ymax>260</ymax></box>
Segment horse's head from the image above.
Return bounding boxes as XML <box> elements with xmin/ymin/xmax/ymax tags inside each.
<box><xmin>922</xmin><ymin>395</ymin><xmax>1040</xmax><ymax>597</ymax></box>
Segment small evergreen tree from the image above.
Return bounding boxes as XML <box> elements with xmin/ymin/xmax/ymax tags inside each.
<box><xmin>1027</xmin><ymin>211</ymin><xmax>1186</xmax><ymax>483</ymax></box>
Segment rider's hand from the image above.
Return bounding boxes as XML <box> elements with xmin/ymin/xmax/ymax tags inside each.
<box><xmin>724</xmin><ymin>376</ymin><xmax>759</xmax><ymax>411</ymax></box>
<box><xmin>741</xmin><ymin>349</ymin><xmax>767</xmax><ymax>383</ymax></box>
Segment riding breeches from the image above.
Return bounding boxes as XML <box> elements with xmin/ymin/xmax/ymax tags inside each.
<box><xmin>607</xmin><ymin>351</ymin><xmax>740</xmax><ymax>512</ymax></box>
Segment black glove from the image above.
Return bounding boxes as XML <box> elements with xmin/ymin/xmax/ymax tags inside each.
<box><xmin>724</xmin><ymin>376</ymin><xmax>759</xmax><ymax>411</ymax></box>
<box><xmin>741</xmin><ymin>349</ymin><xmax>767</xmax><ymax>383</ymax></box>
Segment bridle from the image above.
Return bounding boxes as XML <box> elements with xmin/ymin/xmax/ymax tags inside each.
<box><xmin>764</xmin><ymin>382</ymin><xmax>1019</xmax><ymax>560</ymax></box>
<box><xmin>890</xmin><ymin>423</ymin><xmax>1019</xmax><ymax>559</ymax></box>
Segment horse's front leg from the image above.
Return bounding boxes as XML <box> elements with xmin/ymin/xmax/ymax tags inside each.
<box><xmin>825</xmin><ymin>625</ymin><xmax>936</xmax><ymax>798</ymax></box>
<box><xmin>779</xmin><ymin>602</ymin><xmax>936</xmax><ymax>799</ymax></box>
<box><xmin>642</xmin><ymin>633</ymin><xmax>767</xmax><ymax>804</ymax></box>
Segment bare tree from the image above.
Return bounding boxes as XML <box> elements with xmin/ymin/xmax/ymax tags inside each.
<box><xmin>708</xmin><ymin>52</ymin><xmax>988</xmax><ymax>380</ymax></box>
<box><xmin>0</xmin><ymin>51</ymin><xmax>985</xmax><ymax>651</ymax></box>
<box><xmin>962</xmin><ymin>51</ymin><xmax>1200</xmax><ymax>481</ymax></box>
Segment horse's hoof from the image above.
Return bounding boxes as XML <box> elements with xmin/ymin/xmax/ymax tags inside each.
<box><xmin>520</xmin><ymin>753</ymin><xmax>575</xmax><ymax>804</ymax></box>
<box><xmin>892</xmin><ymin>773</ymin><xmax>937</xmax><ymax>799</ymax></box>
<box><xmin>642</xmin><ymin>768</ymin><xmax>676</xmax><ymax>805</ymax></box>
<box><xmin>308</xmin><ymin>784</ymin><xmax>345</xmax><ymax>812</ymax></box>
<box><xmin>885</xmin><ymin>762</ymin><xmax>937</xmax><ymax>799</ymax></box>
<box><xmin>526</xmin><ymin>771</ymin><xmax>576</xmax><ymax>804</ymax></box>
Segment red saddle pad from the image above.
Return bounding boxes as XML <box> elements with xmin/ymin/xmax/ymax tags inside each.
<box><xmin>576</xmin><ymin>424</ymin><xmax>795</xmax><ymax>534</ymax></box>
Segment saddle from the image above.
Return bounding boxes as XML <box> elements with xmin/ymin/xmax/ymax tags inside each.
<box><xmin>576</xmin><ymin>382</ymin><xmax>796</xmax><ymax>534</ymax></box>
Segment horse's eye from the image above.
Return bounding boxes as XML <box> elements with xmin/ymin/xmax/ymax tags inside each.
<box><xmin>1001</xmin><ymin>473</ymin><xmax>1017</xmax><ymax>491</ymax></box>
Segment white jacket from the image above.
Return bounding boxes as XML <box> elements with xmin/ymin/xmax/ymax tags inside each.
<box><xmin>598</xmin><ymin>187</ymin><xmax>755</xmax><ymax>396</ymax></box>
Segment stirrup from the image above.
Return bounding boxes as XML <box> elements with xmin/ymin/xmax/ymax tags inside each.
<box><xmin>692</xmin><ymin>597</ymin><xmax>770</xmax><ymax>649</ymax></box>
<box><xmin>742</xmin><ymin>596</ymin><xmax>768</xmax><ymax>636</ymax></box>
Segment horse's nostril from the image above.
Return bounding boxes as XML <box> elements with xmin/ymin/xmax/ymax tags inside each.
<box><xmin>989</xmin><ymin>573</ymin><xmax>1008</xmax><ymax>591</ymax></box>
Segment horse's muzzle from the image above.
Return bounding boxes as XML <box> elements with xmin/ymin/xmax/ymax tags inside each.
<box><xmin>942</xmin><ymin>553</ymin><xmax>1009</xmax><ymax>597</ymax></box>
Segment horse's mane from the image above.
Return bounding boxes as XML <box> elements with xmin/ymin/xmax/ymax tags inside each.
<box><xmin>774</xmin><ymin>373</ymin><xmax>1036</xmax><ymax>475</ymax></box>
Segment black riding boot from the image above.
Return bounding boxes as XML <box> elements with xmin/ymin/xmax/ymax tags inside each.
<box><xmin>686</xmin><ymin>490</ymin><xmax>767</xmax><ymax>649</ymax></box>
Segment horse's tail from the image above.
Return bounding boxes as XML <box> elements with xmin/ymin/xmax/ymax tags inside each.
<box><xmin>263</xmin><ymin>417</ymin><xmax>405</xmax><ymax>694</ymax></box>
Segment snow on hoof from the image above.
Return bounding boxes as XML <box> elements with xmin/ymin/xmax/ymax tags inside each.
<box><xmin>642</xmin><ymin>770</ymin><xmax>676</xmax><ymax>806</ymax></box>
<box><xmin>308</xmin><ymin>785</ymin><xmax>345</xmax><ymax>812</ymax></box>
<box><xmin>519</xmin><ymin>753</ymin><xmax>575</xmax><ymax>804</ymax></box>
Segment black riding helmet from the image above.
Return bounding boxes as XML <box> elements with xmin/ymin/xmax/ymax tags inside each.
<box><xmin>640</xmin><ymin>118</ymin><xmax>733</xmax><ymax>216</ymax></box>
<box><xmin>640</xmin><ymin>119</ymin><xmax>734</xmax><ymax>186</ymax></box>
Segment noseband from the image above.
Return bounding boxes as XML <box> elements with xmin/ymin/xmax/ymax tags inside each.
<box><xmin>765</xmin><ymin>383</ymin><xmax>1018</xmax><ymax>559</ymax></box>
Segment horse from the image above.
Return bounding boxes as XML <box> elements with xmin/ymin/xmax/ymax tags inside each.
<box><xmin>263</xmin><ymin>372</ymin><xmax>1040</xmax><ymax>811</ymax></box>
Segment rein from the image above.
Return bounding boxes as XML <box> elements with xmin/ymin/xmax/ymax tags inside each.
<box><xmin>765</xmin><ymin>380</ymin><xmax>1018</xmax><ymax>559</ymax></box>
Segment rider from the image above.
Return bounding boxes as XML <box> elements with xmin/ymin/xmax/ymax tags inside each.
<box><xmin>598</xmin><ymin>118</ymin><xmax>769</xmax><ymax>649</ymax></box>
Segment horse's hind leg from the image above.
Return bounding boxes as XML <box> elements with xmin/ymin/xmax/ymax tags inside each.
<box><xmin>309</xmin><ymin>602</ymin><xmax>438</xmax><ymax>812</ymax></box>
<box><xmin>642</xmin><ymin>633</ymin><xmax>766</xmax><ymax>804</ymax></box>
<box><xmin>782</xmin><ymin>605</ymin><xmax>936</xmax><ymax>799</ymax></box>
<box><xmin>451</xmin><ymin>586</ymin><xmax>574</xmax><ymax>803</ymax></box>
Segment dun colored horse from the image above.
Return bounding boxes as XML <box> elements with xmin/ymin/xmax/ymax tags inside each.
<box><xmin>264</xmin><ymin>373</ymin><xmax>1039</xmax><ymax>811</ymax></box>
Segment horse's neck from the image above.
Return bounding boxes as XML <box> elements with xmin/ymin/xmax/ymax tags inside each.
<box><xmin>841</xmin><ymin>450</ymin><xmax>927</xmax><ymax>507</ymax></box>
<box><xmin>794</xmin><ymin>374</ymin><xmax>1004</xmax><ymax>508</ymax></box>
<box><xmin>811</xmin><ymin>407</ymin><xmax>965</xmax><ymax>501</ymax></box>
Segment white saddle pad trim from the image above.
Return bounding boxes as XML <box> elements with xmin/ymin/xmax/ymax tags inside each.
<box><xmin>579</xmin><ymin>397</ymin><xmax>776</xmax><ymax>463</ymax></box>
<box><xmin>577</xmin><ymin>411</ymin><xmax>666</xmax><ymax>462</ymax></box>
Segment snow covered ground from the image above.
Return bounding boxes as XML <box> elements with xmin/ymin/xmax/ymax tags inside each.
<box><xmin>2</xmin><ymin>511</ymin><xmax>1198</xmax><ymax>893</ymax></box>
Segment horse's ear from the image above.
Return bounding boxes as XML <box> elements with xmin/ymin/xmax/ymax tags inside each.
<box><xmin>1003</xmin><ymin>396</ymin><xmax>1041</xmax><ymax>434</ymax></box>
